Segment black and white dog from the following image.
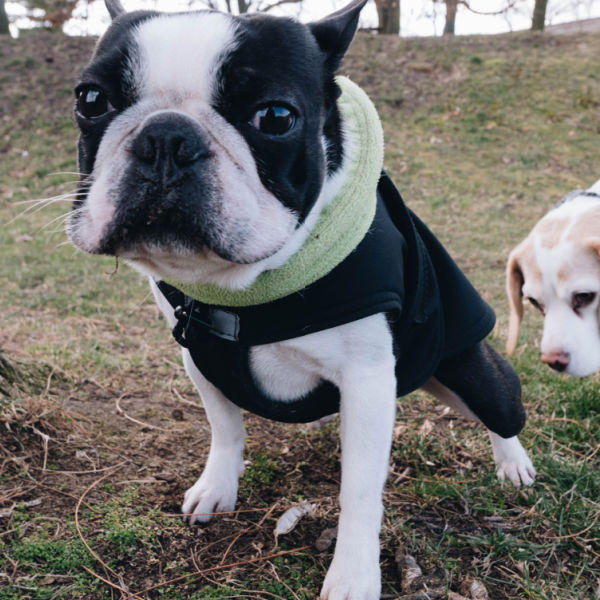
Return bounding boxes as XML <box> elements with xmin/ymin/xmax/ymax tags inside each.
<box><xmin>68</xmin><ymin>1</ymin><xmax>536</xmax><ymax>597</ymax></box>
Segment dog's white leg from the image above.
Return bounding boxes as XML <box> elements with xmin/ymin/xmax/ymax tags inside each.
<box><xmin>149</xmin><ymin>278</ymin><xmax>246</xmax><ymax>523</ymax></box>
<box><xmin>488</xmin><ymin>431</ymin><xmax>536</xmax><ymax>487</ymax></box>
<box><xmin>422</xmin><ymin>377</ymin><xmax>536</xmax><ymax>487</ymax></box>
<box><xmin>180</xmin><ymin>350</ymin><xmax>246</xmax><ymax>524</ymax></box>
<box><xmin>321</xmin><ymin>365</ymin><xmax>396</xmax><ymax>600</ymax></box>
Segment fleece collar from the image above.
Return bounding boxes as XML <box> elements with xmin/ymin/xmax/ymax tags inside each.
<box><xmin>165</xmin><ymin>76</ymin><xmax>385</xmax><ymax>307</ymax></box>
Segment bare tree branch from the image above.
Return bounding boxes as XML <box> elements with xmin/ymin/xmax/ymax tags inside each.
<box><xmin>260</xmin><ymin>0</ymin><xmax>302</xmax><ymax>13</ymax></box>
<box><xmin>172</xmin><ymin>0</ymin><xmax>303</xmax><ymax>15</ymax></box>
<box><xmin>191</xmin><ymin>0</ymin><xmax>223</xmax><ymax>10</ymax></box>
<box><xmin>460</xmin><ymin>0</ymin><xmax>519</xmax><ymax>17</ymax></box>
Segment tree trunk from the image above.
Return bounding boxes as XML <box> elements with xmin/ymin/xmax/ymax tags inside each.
<box><xmin>0</xmin><ymin>0</ymin><xmax>10</xmax><ymax>35</ymax></box>
<box><xmin>374</xmin><ymin>0</ymin><xmax>400</xmax><ymax>35</ymax></box>
<box><xmin>237</xmin><ymin>0</ymin><xmax>249</xmax><ymax>13</ymax></box>
<box><xmin>443</xmin><ymin>0</ymin><xmax>458</xmax><ymax>35</ymax></box>
<box><xmin>531</xmin><ymin>0</ymin><xmax>548</xmax><ymax>31</ymax></box>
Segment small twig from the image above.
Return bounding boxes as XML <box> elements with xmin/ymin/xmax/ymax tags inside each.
<box><xmin>170</xmin><ymin>381</ymin><xmax>204</xmax><ymax>409</ymax></box>
<box><xmin>218</xmin><ymin>524</ymin><xmax>261</xmax><ymax>567</ymax></box>
<box><xmin>33</xmin><ymin>460</ymin><xmax>128</xmax><ymax>475</ymax></box>
<box><xmin>31</xmin><ymin>427</ymin><xmax>50</xmax><ymax>471</ymax></box>
<box><xmin>74</xmin><ymin>467</ymin><xmax>145</xmax><ymax>600</ymax></box>
<box><xmin>81</xmin><ymin>565</ymin><xmax>142</xmax><ymax>600</ymax></box>
<box><xmin>138</xmin><ymin>545</ymin><xmax>312</xmax><ymax>594</ymax></box>
<box><xmin>26</xmin><ymin>480</ymin><xmax>100</xmax><ymax>513</ymax></box>
<box><xmin>166</xmin><ymin>506</ymin><xmax>272</xmax><ymax>519</ymax></box>
<box><xmin>115</xmin><ymin>394</ymin><xmax>169</xmax><ymax>432</ymax></box>
<box><xmin>43</xmin><ymin>367</ymin><xmax>56</xmax><ymax>396</ymax></box>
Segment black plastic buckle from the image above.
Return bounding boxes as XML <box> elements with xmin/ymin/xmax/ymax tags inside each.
<box><xmin>172</xmin><ymin>303</ymin><xmax>241</xmax><ymax>345</ymax></box>
<box><xmin>172</xmin><ymin>305</ymin><xmax>190</xmax><ymax>347</ymax></box>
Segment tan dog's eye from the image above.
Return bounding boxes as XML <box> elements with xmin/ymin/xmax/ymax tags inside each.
<box><xmin>527</xmin><ymin>297</ymin><xmax>545</xmax><ymax>315</ymax></box>
<box><xmin>572</xmin><ymin>292</ymin><xmax>596</xmax><ymax>313</ymax></box>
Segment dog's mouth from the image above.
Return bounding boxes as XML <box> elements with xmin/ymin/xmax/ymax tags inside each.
<box><xmin>92</xmin><ymin>211</ymin><xmax>287</xmax><ymax>266</ymax></box>
<box><xmin>69</xmin><ymin>179</ymin><xmax>293</xmax><ymax>274</ymax></box>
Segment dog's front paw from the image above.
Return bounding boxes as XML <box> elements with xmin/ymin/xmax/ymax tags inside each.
<box><xmin>489</xmin><ymin>432</ymin><xmax>536</xmax><ymax>487</ymax></box>
<box><xmin>182</xmin><ymin>466</ymin><xmax>241</xmax><ymax>525</ymax></box>
<box><xmin>320</xmin><ymin>555</ymin><xmax>381</xmax><ymax>600</ymax></box>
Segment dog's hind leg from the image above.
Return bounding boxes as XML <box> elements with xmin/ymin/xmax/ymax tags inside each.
<box><xmin>422</xmin><ymin>341</ymin><xmax>536</xmax><ymax>487</ymax></box>
<box><xmin>180</xmin><ymin>350</ymin><xmax>246</xmax><ymax>524</ymax></box>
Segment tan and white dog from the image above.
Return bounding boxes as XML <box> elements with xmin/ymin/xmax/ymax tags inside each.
<box><xmin>506</xmin><ymin>179</ymin><xmax>600</xmax><ymax>376</ymax></box>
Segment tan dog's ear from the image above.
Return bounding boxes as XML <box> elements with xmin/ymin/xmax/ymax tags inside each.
<box><xmin>586</xmin><ymin>237</ymin><xmax>600</xmax><ymax>258</ymax></box>
<box><xmin>506</xmin><ymin>247</ymin><xmax>525</xmax><ymax>355</ymax></box>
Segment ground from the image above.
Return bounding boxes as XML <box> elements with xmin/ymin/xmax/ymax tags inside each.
<box><xmin>1</xmin><ymin>25</ymin><xmax>600</xmax><ymax>600</ymax></box>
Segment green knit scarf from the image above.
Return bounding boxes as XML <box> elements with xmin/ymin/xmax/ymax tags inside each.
<box><xmin>165</xmin><ymin>76</ymin><xmax>384</xmax><ymax>307</ymax></box>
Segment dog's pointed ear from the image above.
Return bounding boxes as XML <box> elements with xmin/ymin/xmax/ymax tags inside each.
<box><xmin>308</xmin><ymin>0</ymin><xmax>368</xmax><ymax>71</ymax></box>
<box><xmin>506</xmin><ymin>246</ymin><xmax>525</xmax><ymax>356</ymax></box>
<box><xmin>105</xmin><ymin>0</ymin><xmax>126</xmax><ymax>20</ymax></box>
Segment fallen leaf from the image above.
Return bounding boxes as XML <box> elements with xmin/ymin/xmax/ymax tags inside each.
<box><xmin>460</xmin><ymin>576</ymin><xmax>489</xmax><ymax>600</ymax></box>
<box><xmin>315</xmin><ymin>527</ymin><xmax>337</xmax><ymax>552</ymax></box>
<box><xmin>396</xmin><ymin>552</ymin><xmax>423</xmax><ymax>593</ymax></box>
<box><xmin>274</xmin><ymin>501</ymin><xmax>316</xmax><ymax>537</ymax></box>
<box><xmin>418</xmin><ymin>418</ymin><xmax>434</xmax><ymax>436</ymax></box>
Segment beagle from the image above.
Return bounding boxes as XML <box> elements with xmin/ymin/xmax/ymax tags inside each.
<box><xmin>506</xmin><ymin>179</ymin><xmax>600</xmax><ymax>376</ymax></box>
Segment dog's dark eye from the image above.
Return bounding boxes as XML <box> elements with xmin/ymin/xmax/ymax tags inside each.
<box><xmin>572</xmin><ymin>292</ymin><xmax>596</xmax><ymax>312</ymax></box>
<box><xmin>527</xmin><ymin>297</ymin><xmax>545</xmax><ymax>315</ymax></box>
<box><xmin>249</xmin><ymin>106</ymin><xmax>296</xmax><ymax>135</ymax></box>
<box><xmin>76</xmin><ymin>86</ymin><xmax>113</xmax><ymax>119</ymax></box>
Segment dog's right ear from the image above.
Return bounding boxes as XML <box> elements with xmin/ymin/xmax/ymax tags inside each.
<box><xmin>308</xmin><ymin>0</ymin><xmax>368</xmax><ymax>72</ymax></box>
<box><xmin>506</xmin><ymin>247</ymin><xmax>525</xmax><ymax>356</ymax></box>
<box><xmin>105</xmin><ymin>0</ymin><xmax>126</xmax><ymax>20</ymax></box>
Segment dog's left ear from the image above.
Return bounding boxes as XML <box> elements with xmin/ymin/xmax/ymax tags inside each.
<box><xmin>105</xmin><ymin>0</ymin><xmax>126</xmax><ymax>20</ymax></box>
<box><xmin>506</xmin><ymin>245</ymin><xmax>525</xmax><ymax>356</ymax></box>
<box><xmin>309</xmin><ymin>0</ymin><xmax>369</xmax><ymax>71</ymax></box>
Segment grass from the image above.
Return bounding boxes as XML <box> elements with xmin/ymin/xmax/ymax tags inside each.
<box><xmin>1</xmin><ymin>27</ymin><xmax>600</xmax><ymax>600</ymax></box>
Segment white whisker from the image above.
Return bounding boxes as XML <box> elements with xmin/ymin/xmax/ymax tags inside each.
<box><xmin>48</xmin><ymin>171</ymin><xmax>87</xmax><ymax>177</ymax></box>
<box><xmin>56</xmin><ymin>239</ymin><xmax>77</xmax><ymax>249</ymax></box>
<box><xmin>38</xmin><ymin>210</ymin><xmax>74</xmax><ymax>232</ymax></box>
<box><xmin>10</xmin><ymin>190</ymin><xmax>83</xmax><ymax>224</ymax></box>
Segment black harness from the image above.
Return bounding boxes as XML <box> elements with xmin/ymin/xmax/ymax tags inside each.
<box><xmin>157</xmin><ymin>173</ymin><xmax>495</xmax><ymax>423</ymax></box>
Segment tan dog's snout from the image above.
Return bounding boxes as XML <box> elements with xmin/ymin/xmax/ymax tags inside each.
<box><xmin>541</xmin><ymin>349</ymin><xmax>570</xmax><ymax>372</ymax></box>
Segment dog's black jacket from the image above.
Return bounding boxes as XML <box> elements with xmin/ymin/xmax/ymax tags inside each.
<box><xmin>158</xmin><ymin>173</ymin><xmax>495</xmax><ymax>423</ymax></box>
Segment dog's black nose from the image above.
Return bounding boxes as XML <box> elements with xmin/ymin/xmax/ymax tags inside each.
<box><xmin>542</xmin><ymin>350</ymin><xmax>570</xmax><ymax>372</ymax></box>
<box><xmin>548</xmin><ymin>360</ymin><xmax>568</xmax><ymax>372</ymax></box>
<box><xmin>132</xmin><ymin>114</ymin><xmax>211</xmax><ymax>181</ymax></box>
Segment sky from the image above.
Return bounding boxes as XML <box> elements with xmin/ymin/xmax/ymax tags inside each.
<box><xmin>6</xmin><ymin>0</ymin><xmax>600</xmax><ymax>37</ymax></box>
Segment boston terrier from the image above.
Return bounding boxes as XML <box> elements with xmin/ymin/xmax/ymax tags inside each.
<box><xmin>68</xmin><ymin>1</ymin><xmax>536</xmax><ymax>597</ymax></box>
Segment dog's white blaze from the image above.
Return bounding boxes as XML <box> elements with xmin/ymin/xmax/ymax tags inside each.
<box><xmin>131</xmin><ymin>12</ymin><xmax>237</xmax><ymax>105</ymax></box>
